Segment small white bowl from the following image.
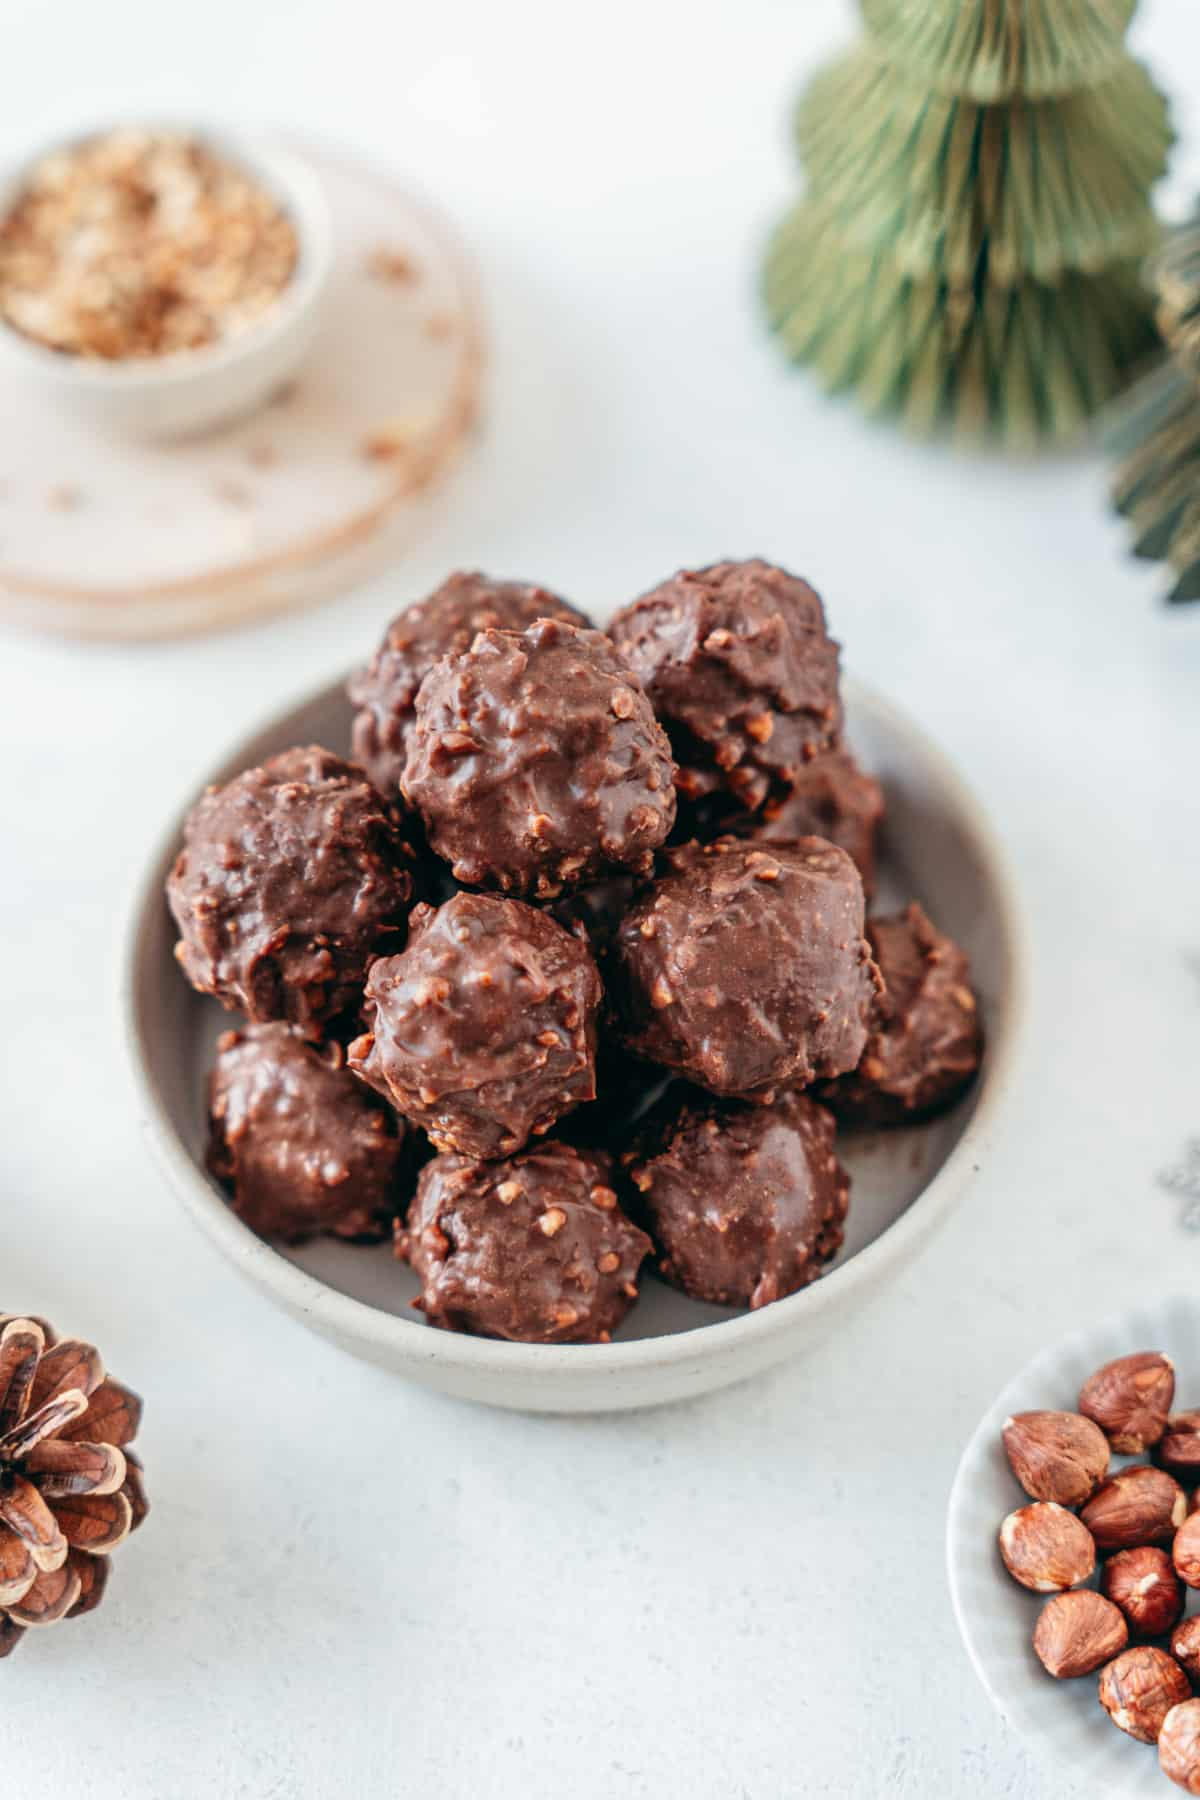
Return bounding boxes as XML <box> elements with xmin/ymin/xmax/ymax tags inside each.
<box><xmin>0</xmin><ymin>127</ymin><xmax>332</xmax><ymax>440</ymax></box>
<box><xmin>123</xmin><ymin>672</ymin><xmax>1025</xmax><ymax>1413</ymax></box>
<box><xmin>948</xmin><ymin>1297</ymin><xmax>1200</xmax><ymax>1796</ymax></box>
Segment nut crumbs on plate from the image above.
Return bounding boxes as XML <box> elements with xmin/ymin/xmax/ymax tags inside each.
<box><xmin>0</xmin><ymin>128</ymin><xmax>298</xmax><ymax>360</ymax></box>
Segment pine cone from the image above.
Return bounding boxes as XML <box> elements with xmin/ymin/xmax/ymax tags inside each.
<box><xmin>0</xmin><ymin>1315</ymin><xmax>147</xmax><ymax>1659</ymax></box>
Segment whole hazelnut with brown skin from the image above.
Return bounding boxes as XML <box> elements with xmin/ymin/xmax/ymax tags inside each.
<box><xmin>1160</xmin><ymin>1699</ymin><xmax>1200</xmax><ymax>1794</ymax></box>
<box><xmin>1173</xmin><ymin>1617</ymin><xmax>1200</xmax><ymax>1683</ymax></box>
<box><xmin>1174</xmin><ymin>1513</ymin><xmax>1200</xmax><ymax>1589</ymax></box>
<box><xmin>1079</xmin><ymin>1352</ymin><xmax>1175</xmax><ymax>1453</ymax></box>
<box><xmin>1033</xmin><ymin>1590</ymin><xmax>1128</xmax><ymax>1679</ymax></box>
<box><xmin>1002</xmin><ymin>1411</ymin><xmax>1109</xmax><ymax>1506</ymax></box>
<box><xmin>1101</xmin><ymin>1546</ymin><xmax>1185</xmax><ymax>1638</ymax></box>
<box><xmin>1081</xmin><ymin>1466</ymin><xmax>1188</xmax><ymax>1551</ymax></box>
<box><xmin>1162</xmin><ymin>1414</ymin><xmax>1200</xmax><ymax>1481</ymax></box>
<box><xmin>1098</xmin><ymin>1646</ymin><xmax>1192</xmax><ymax>1743</ymax></box>
<box><xmin>998</xmin><ymin>1502</ymin><xmax>1096</xmax><ymax>1593</ymax></box>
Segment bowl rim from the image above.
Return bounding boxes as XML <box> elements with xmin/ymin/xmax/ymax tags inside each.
<box><xmin>122</xmin><ymin>668</ymin><xmax>1030</xmax><ymax>1378</ymax></box>
<box><xmin>0</xmin><ymin>122</ymin><xmax>332</xmax><ymax>389</ymax></box>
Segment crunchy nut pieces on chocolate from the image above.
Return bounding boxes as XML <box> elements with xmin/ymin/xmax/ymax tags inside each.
<box><xmin>1079</xmin><ymin>1352</ymin><xmax>1176</xmax><ymax>1454</ymax></box>
<box><xmin>1173</xmin><ymin>1617</ymin><xmax>1200</xmax><ymax>1683</ymax></box>
<box><xmin>1160</xmin><ymin>1699</ymin><xmax>1200</xmax><ymax>1795</ymax></box>
<box><xmin>1033</xmin><ymin>1590</ymin><xmax>1128</xmax><ymax>1679</ymax></box>
<box><xmin>1173</xmin><ymin>1513</ymin><xmax>1200</xmax><ymax>1589</ymax></box>
<box><xmin>998</xmin><ymin>1502</ymin><xmax>1096</xmax><ymax>1593</ymax></box>
<box><xmin>1002</xmin><ymin>1411</ymin><xmax>1110</xmax><ymax>1507</ymax></box>
<box><xmin>1081</xmin><ymin>1466</ymin><xmax>1188</xmax><ymax>1551</ymax></box>
<box><xmin>400</xmin><ymin>1143</ymin><xmax>651</xmax><ymax>1345</ymax></box>
<box><xmin>208</xmin><ymin>1022</ymin><xmax>405</xmax><ymax>1244</ymax></box>
<box><xmin>0</xmin><ymin>128</ymin><xmax>298</xmax><ymax>360</ymax></box>
<box><xmin>402</xmin><ymin>618</ymin><xmax>676</xmax><ymax>898</ymax></box>
<box><xmin>349</xmin><ymin>892</ymin><xmax>602</xmax><ymax>1159</ymax></box>
<box><xmin>166</xmin><ymin>746</ymin><xmax>416</xmax><ymax>1037</ymax></box>
<box><xmin>1099</xmin><ymin>1646</ymin><xmax>1192</xmax><ymax>1744</ymax></box>
<box><xmin>1101</xmin><ymin>1546</ymin><xmax>1186</xmax><ymax>1639</ymax></box>
<box><xmin>349</xmin><ymin>572</ymin><xmax>591</xmax><ymax>799</ymax></box>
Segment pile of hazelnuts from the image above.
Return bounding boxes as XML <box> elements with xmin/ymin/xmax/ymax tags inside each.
<box><xmin>998</xmin><ymin>1351</ymin><xmax>1200</xmax><ymax>1791</ymax></box>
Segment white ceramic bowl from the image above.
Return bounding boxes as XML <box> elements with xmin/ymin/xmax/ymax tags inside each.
<box><xmin>124</xmin><ymin>673</ymin><xmax>1025</xmax><ymax>1412</ymax></box>
<box><xmin>948</xmin><ymin>1297</ymin><xmax>1200</xmax><ymax>1796</ymax></box>
<box><xmin>0</xmin><ymin>127</ymin><xmax>332</xmax><ymax>439</ymax></box>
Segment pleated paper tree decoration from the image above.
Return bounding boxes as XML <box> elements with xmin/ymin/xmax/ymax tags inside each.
<box><xmin>763</xmin><ymin>0</ymin><xmax>1173</xmax><ymax>448</ymax></box>
<box><xmin>1110</xmin><ymin>217</ymin><xmax>1200</xmax><ymax>602</ymax></box>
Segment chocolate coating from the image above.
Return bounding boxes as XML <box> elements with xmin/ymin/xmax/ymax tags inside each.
<box><xmin>610</xmin><ymin>836</ymin><xmax>879</xmax><ymax>1098</ymax></box>
<box><xmin>208</xmin><ymin>1022</ymin><xmax>405</xmax><ymax>1242</ymax></box>
<box><xmin>728</xmin><ymin>747</ymin><xmax>884</xmax><ymax>898</ymax></box>
<box><xmin>626</xmin><ymin>1088</ymin><xmax>848</xmax><ymax>1309</ymax></box>
<box><xmin>820</xmin><ymin>903</ymin><xmax>982</xmax><ymax>1126</ymax></box>
<box><xmin>348</xmin><ymin>571</ymin><xmax>590</xmax><ymax>796</ymax></box>
<box><xmin>608</xmin><ymin>559</ymin><xmax>841</xmax><ymax>811</ymax></box>
<box><xmin>349</xmin><ymin>891</ymin><xmax>601</xmax><ymax>1158</ymax></box>
<box><xmin>401</xmin><ymin>1142</ymin><xmax>651</xmax><ymax>1343</ymax></box>
<box><xmin>167</xmin><ymin>746</ymin><xmax>415</xmax><ymax>1035</ymax></box>
<box><xmin>401</xmin><ymin>617</ymin><xmax>676</xmax><ymax>897</ymax></box>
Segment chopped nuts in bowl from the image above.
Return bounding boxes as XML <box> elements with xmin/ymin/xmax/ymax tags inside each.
<box><xmin>0</xmin><ymin>125</ymin><xmax>331</xmax><ymax>437</ymax></box>
<box><xmin>948</xmin><ymin>1300</ymin><xmax>1200</xmax><ymax>1797</ymax></box>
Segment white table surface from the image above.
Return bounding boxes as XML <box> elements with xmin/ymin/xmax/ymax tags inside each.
<box><xmin>2</xmin><ymin>2</ymin><xmax>1199</xmax><ymax>1793</ymax></box>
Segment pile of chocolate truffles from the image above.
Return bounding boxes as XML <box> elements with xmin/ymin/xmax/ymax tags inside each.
<box><xmin>167</xmin><ymin>560</ymin><xmax>983</xmax><ymax>1346</ymax></box>
<box><xmin>998</xmin><ymin>1351</ymin><xmax>1200</xmax><ymax>1793</ymax></box>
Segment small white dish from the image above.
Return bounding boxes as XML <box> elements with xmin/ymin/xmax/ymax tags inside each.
<box><xmin>124</xmin><ymin>672</ymin><xmax>1025</xmax><ymax>1413</ymax></box>
<box><xmin>0</xmin><ymin>126</ymin><xmax>332</xmax><ymax>439</ymax></box>
<box><xmin>948</xmin><ymin>1296</ymin><xmax>1200</xmax><ymax>1797</ymax></box>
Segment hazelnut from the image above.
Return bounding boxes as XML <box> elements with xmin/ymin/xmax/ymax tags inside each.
<box><xmin>1081</xmin><ymin>1466</ymin><xmax>1188</xmax><ymax>1551</ymax></box>
<box><xmin>1079</xmin><ymin>1351</ymin><xmax>1175</xmax><ymax>1452</ymax></box>
<box><xmin>1173</xmin><ymin>1617</ymin><xmax>1200</xmax><ymax>1683</ymax></box>
<box><xmin>998</xmin><ymin>1502</ymin><xmax>1096</xmax><ymax>1593</ymax></box>
<box><xmin>1098</xmin><ymin>1646</ymin><xmax>1191</xmax><ymax>1742</ymax></box>
<box><xmin>1175</xmin><ymin>1514</ymin><xmax>1200</xmax><ymax>1589</ymax></box>
<box><xmin>1162</xmin><ymin>1413</ymin><xmax>1200</xmax><ymax>1481</ymax></box>
<box><xmin>1101</xmin><ymin>1546</ymin><xmax>1185</xmax><ymax>1637</ymax></box>
<box><xmin>1001</xmin><ymin>1410</ymin><xmax>1109</xmax><ymax>1506</ymax></box>
<box><xmin>1161</xmin><ymin>1699</ymin><xmax>1200</xmax><ymax>1794</ymax></box>
<box><xmin>1033</xmin><ymin>1590</ymin><xmax>1128</xmax><ymax>1679</ymax></box>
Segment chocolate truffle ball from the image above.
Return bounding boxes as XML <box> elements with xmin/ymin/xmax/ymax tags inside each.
<box><xmin>608</xmin><ymin>558</ymin><xmax>841</xmax><ymax>811</ymax></box>
<box><xmin>819</xmin><ymin>902</ymin><xmax>982</xmax><ymax>1126</ymax></box>
<box><xmin>609</xmin><ymin>836</ymin><xmax>879</xmax><ymax>1098</ymax></box>
<box><xmin>208</xmin><ymin>1023</ymin><xmax>405</xmax><ymax>1243</ymax></box>
<box><xmin>625</xmin><ymin>1088</ymin><xmax>848</xmax><ymax>1309</ymax></box>
<box><xmin>349</xmin><ymin>891</ymin><xmax>602</xmax><ymax>1158</ymax></box>
<box><xmin>728</xmin><ymin>747</ymin><xmax>884</xmax><ymax>899</ymax></box>
<box><xmin>401</xmin><ymin>617</ymin><xmax>676</xmax><ymax>897</ymax></box>
<box><xmin>348</xmin><ymin>571</ymin><xmax>591</xmax><ymax>796</ymax></box>
<box><xmin>400</xmin><ymin>1143</ymin><xmax>651</xmax><ymax>1343</ymax></box>
<box><xmin>167</xmin><ymin>746</ymin><xmax>416</xmax><ymax>1035</ymax></box>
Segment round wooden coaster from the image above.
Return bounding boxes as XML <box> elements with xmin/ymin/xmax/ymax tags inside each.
<box><xmin>0</xmin><ymin>138</ymin><xmax>484</xmax><ymax>639</ymax></box>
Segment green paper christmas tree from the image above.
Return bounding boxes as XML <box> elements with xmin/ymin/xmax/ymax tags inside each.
<box><xmin>763</xmin><ymin>0</ymin><xmax>1173</xmax><ymax>448</ymax></box>
<box><xmin>1109</xmin><ymin>216</ymin><xmax>1200</xmax><ymax>602</ymax></box>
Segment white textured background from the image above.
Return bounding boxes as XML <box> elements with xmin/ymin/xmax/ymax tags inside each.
<box><xmin>2</xmin><ymin>1</ymin><xmax>1200</xmax><ymax>1794</ymax></box>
